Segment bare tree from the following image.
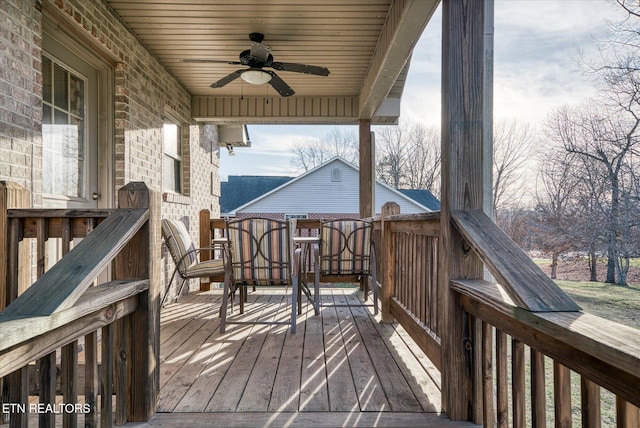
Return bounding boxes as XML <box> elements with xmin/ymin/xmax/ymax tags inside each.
<box><xmin>375</xmin><ymin>125</ymin><xmax>412</xmax><ymax>188</ymax></box>
<box><xmin>290</xmin><ymin>127</ymin><xmax>358</xmax><ymax>172</ymax></box>
<box><xmin>533</xmin><ymin>154</ymin><xmax>579</xmax><ymax>279</ymax></box>
<box><xmin>403</xmin><ymin>125</ymin><xmax>441</xmax><ymax>195</ymax></box>
<box><xmin>375</xmin><ymin>121</ymin><xmax>441</xmax><ymax>195</ymax></box>
<box><xmin>492</xmin><ymin>118</ymin><xmax>538</xmax><ymax>212</ymax></box>
<box><xmin>546</xmin><ymin>102</ymin><xmax>640</xmax><ymax>285</ymax></box>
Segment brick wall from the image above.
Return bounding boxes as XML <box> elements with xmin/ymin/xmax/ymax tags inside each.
<box><xmin>0</xmin><ymin>0</ymin><xmax>44</xmax><ymax>206</ymax></box>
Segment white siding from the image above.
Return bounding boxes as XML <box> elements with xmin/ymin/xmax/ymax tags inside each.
<box><xmin>237</xmin><ymin>158</ymin><xmax>428</xmax><ymax>215</ymax></box>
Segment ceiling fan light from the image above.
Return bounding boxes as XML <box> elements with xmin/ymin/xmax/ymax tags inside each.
<box><xmin>241</xmin><ymin>69</ymin><xmax>272</xmax><ymax>85</ymax></box>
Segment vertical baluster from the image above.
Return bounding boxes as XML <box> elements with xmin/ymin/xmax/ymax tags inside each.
<box><xmin>61</xmin><ymin>342</ymin><xmax>78</xmax><ymax>428</ymax></box>
<box><xmin>84</xmin><ymin>331</ymin><xmax>98</xmax><ymax>428</ymax></box>
<box><xmin>431</xmin><ymin>237</ymin><xmax>439</xmax><ymax>335</ymax></box>
<box><xmin>402</xmin><ymin>233</ymin><xmax>408</xmax><ymax>307</ymax></box>
<box><xmin>554</xmin><ymin>362</ymin><xmax>572</xmax><ymax>428</ymax></box>
<box><xmin>421</xmin><ymin>235</ymin><xmax>428</xmax><ymax>328</ymax></box>
<box><xmin>580</xmin><ymin>377</ymin><xmax>600</xmax><ymax>428</ymax></box>
<box><xmin>482</xmin><ymin>322</ymin><xmax>495</xmax><ymax>427</ymax></box>
<box><xmin>424</xmin><ymin>235</ymin><xmax>430</xmax><ymax>329</ymax></box>
<box><xmin>616</xmin><ymin>398</ymin><xmax>639</xmax><ymax>428</ymax></box>
<box><xmin>101</xmin><ymin>323</ymin><xmax>114</xmax><ymax>428</ymax></box>
<box><xmin>36</xmin><ymin>218</ymin><xmax>47</xmax><ymax>278</ymax></box>
<box><xmin>531</xmin><ymin>349</ymin><xmax>546</xmax><ymax>428</ymax></box>
<box><xmin>411</xmin><ymin>233</ymin><xmax>418</xmax><ymax>318</ymax></box>
<box><xmin>496</xmin><ymin>329</ymin><xmax>509</xmax><ymax>427</ymax></box>
<box><xmin>512</xmin><ymin>338</ymin><xmax>526</xmax><ymax>428</ymax></box>
<box><xmin>38</xmin><ymin>350</ymin><xmax>56</xmax><ymax>428</ymax></box>
<box><xmin>115</xmin><ymin>315</ymin><xmax>130</xmax><ymax>425</ymax></box>
<box><xmin>198</xmin><ymin>209</ymin><xmax>211</xmax><ymax>291</ymax></box>
<box><xmin>471</xmin><ymin>316</ymin><xmax>483</xmax><ymax>425</ymax></box>
<box><xmin>60</xmin><ymin>217</ymin><xmax>79</xmax><ymax>428</ymax></box>
<box><xmin>5</xmin><ymin>367</ymin><xmax>28</xmax><ymax>428</ymax></box>
<box><xmin>6</xmin><ymin>218</ymin><xmax>21</xmax><ymax>307</ymax></box>
<box><xmin>36</xmin><ymin>218</ymin><xmax>56</xmax><ymax>428</ymax></box>
<box><xmin>420</xmin><ymin>234</ymin><xmax>427</xmax><ymax>324</ymax></box>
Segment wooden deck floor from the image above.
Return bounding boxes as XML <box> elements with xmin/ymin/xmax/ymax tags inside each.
<box><xmin>128</xmin><ymin>287</ymin><xmax>479</xmax><ymax>427</ymax></box>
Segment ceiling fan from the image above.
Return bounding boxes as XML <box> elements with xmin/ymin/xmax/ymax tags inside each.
<box><xmin>182</xmin><ymin>32</ymin><xmax>330</xmax><ymax>97</ymax></box>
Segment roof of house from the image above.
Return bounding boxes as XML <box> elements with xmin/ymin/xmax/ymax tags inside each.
<box><xmin>221</xmin><ymin>157</ymin><xmax>441</xmax><ymax>215</ymax></box>
<box><xmin>220</xmin><ymin>175</ymin><xmax>293</xmax><ymax>214</ymax></box>
<box><xmin>397</xmin><ymin>189</ymin><xmax>441</xmax><ymax>211</ymax></box>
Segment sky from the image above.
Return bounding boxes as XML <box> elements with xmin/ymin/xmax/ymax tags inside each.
<box><xmin>219</xmin><ymin>0</ymin><xmax>626</xmax><ymax>180</ymax></box>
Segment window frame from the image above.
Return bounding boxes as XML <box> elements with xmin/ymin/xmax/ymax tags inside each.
<box><xmin>163</xmin><ymin>118</ymin><xmax>184</xmax><ymax>194</ymax></box>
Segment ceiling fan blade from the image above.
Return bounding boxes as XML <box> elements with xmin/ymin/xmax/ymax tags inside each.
<box><xmin>270</xmin><ymin>62</ymin><xmax>330</xmax><ymax>76</ymax></box>
<box><xmin>182</xmin><ymin>59</ymin><xmax>243</xmax><ymax>65</ymax></box>
<box><xmin>265</xmin><ymin>71</ymin><xmax>295</xmax><ymax>97</ymax></box>
<box><xmin>210</xmin><ymin>70</ymin><xmax>245</xmax><ymax>88</ymax></box>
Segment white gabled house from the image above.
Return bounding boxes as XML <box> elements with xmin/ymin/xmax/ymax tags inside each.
<box><xmin>227</xmin><ymin>157</ymin><xmax>438</xmax><ymax>220</ymax></box>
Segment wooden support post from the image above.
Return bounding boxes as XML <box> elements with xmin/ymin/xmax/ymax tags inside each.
<box><xmin>359</xmin><ymin>119</ymin><xmax>374</xmax><ymax>218</ymax></box>
<box><xmin>114</xmin><ymin>182</ymin><xmax>159</xmax><ymax>422</ymax></box>
<box><xmin>0</xmin><ymin>182</ymin><xmax>30</xmax><ymax>427</ymax></box>
<box><xmin>380</xmin><ymin>202</ymin><xmax>400</xmax><ymax>323</ymax></box>
<box><xmin>440</xmin><ymin>0</ymin><xmax>493</xmax><ymax>421</ymax></box>
<box><xmin>199</xmin><ymin>209</ymin><xmax>211</xmax><ymax>291</ymax></box>
<box><xmin>0</xmin><ymin>181</ymin><xmax>30</xmax><ymax>311</ymax></box>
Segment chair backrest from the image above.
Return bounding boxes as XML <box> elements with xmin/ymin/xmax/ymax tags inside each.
<box><xmin>226</xmin><ymin>217</ymin><xmax>292</xmax><ymax>286</ymax></box>
<box><xmin>161</xmin><ymin>219</ymin><xmax>197</xmax><ymax>275</ymax></box>
<box><xmin>319</xmin><ymin>219</ymin><xmax>372</xmax><ymax>276</ymax></box>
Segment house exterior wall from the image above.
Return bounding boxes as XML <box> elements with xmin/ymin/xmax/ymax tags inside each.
<box><xmin>0</xmin><ymin>0</ymin><xmax>221</xmax><ymax>298</ymax></box>
<box><xmin>236</xmin><ymin>159</ymin><xmax>428</xmax><ymax>218</ymax></box>
<box><xmin>235</xmin><ymin>212</ymin><xmax>357</xmax><ymax>221</ymax></box>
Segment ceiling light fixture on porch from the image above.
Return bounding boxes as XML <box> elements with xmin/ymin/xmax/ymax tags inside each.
<box><xmin>226</xmin><ymin>143</ymin><xmax>235</xmax><ymax>156</ymax></box>
<box><xmin>241</xmin><ymin>69</ymin><xmax>272</xmax><ymax>85</ymax></box>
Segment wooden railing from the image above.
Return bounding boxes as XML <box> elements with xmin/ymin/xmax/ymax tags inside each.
<box><xmin>450</xmin><ymin>210</ymin><xmax>640</xmax><ymax>427</ymax></box>
<box><xmin>376</xmin><ymin>203</ymin><xmax>443</xmax><ymax>370</ymax></box>
<box><xmin>378</xmin><ymin>206</ymin><xmax>640</xmax><ymax>426</ymax></box>
<box><xmin>0</xmin><ymin>182</ymin><xmax>159</xmax><ymax>427</ymax></box>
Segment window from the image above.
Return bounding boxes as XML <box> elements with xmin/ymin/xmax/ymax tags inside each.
<box><xmin>163</xmin><ymin>121</ymin><xmax>182</xmax><ymax>193</ymax></box>
<box><xmin>42</xmin><ymin>55</ymin><xmax>86</xmax><ymax>199</ymax></box>
<box><xmin>331</xmin><ymin>167</ymin><xmax>342</xmax><ymax>182</ymax></box>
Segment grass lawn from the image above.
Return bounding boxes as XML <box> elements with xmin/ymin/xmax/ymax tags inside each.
<box><xmin>555</xmin><ymin>280</ymin><xmax>640</xmax><ymax>329</ymax></box>
<box><xmin>501</xmin><ymin>277</ymin><xmax>639</xmax><ymax>426</ymax></box>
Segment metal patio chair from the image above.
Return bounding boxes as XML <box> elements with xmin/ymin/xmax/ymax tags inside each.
<box><xmin>308</xmin><ymin>218</ymin><xmax>378</xmax><ymax>314</ymax></box>
<box><xmin>220</xmin><ymin>217</ymin><xmax>317</xmax><ymax>334</ymax></box>
<box><xmin>161</xmin><ymin>218</ymin><xmax>226</xmax><ymax>307</ymax></box>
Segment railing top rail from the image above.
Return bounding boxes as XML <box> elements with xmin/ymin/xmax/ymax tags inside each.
<box><xmin>375</xmin><ymin>211</ymin><xmax>441</xmax><ymax>222</ymax></box>
<box><xmin>7</xmin><ymin>208</ymin><xmax>114</xmax><ymax>218</ymax></box>
<box><xmin>1</xmin><ymin>207</ymin><xmax>149</xmax><ymax>317</ymax></box>
<box><xmin>452</xmin><ymin>278</ymin><xmax>640</xmax><ymax>408</ymax></box>
<box><xmin>0</xmin><ymin>279</ymin><xmax>148</xmax><ymax>354</ymax></box>
<box><xmin>452</xmin><ymin>209</ymin><xmax>579</xmax><ymax>312</ymax></box>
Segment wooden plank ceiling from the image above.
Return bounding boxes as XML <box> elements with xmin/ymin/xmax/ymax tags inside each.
<box><xmin>106</xmin><ymin>0</ymin><xmax>439</xmax><ymax>124</ymax></box>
